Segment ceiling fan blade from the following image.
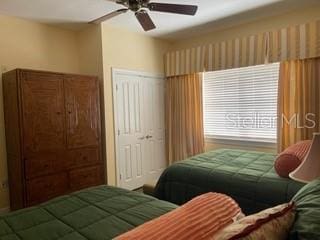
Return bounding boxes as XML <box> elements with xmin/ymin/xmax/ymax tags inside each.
<box><xmin>135</xmin><ymin>11</ymin><xmax>156</xmax><ymax>31</ymax></box>
<box><xmin>90</xmin><ymin>8</ymin><xmax>128</xmax><ymax>24</ymax></box>
<box><xmin>147</xmin><ymin>3</ymin><xmax>198</xmax><ymax>16</ymax></box>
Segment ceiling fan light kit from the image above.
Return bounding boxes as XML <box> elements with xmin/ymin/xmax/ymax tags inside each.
<box><xmin>90</xmin><ymin>0</ymin><xmax>198</xmax><ymax>31</ymax></box>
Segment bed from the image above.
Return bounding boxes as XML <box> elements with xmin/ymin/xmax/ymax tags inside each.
<box><xmin>0</xmin><ymin>185</ymin><xmax>176</xmax><ymax>240</ymax></box>
<box><xmin>154</xmin><ymin>148</ymin><xmax>305</xmax><ymax>214</ymax></box>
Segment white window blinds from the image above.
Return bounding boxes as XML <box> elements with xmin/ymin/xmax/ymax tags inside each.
<box><xmin>203</xmin><ymin>63</ymin><xmax>279</xmax><ymax>143</ymax></box>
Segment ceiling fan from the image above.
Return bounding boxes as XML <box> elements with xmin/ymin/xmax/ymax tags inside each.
<box><xmin>90</xmin><ymin>0</ymin><xmax>198</xmax><ymax>31</ymax></box>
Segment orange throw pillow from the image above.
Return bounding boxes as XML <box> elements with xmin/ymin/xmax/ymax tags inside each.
<box><xmin>212</xmin><ymin>202</ymin><xmax>295</xmax><ymax>240</ymax></box>
<box><xmin>275</xmin><ymin>140</ymin><xmax>311</xmax><ymax>178</ymax></box>
<box><xmin>116</xmin><ymin>193</ymin><xmax>242</xmax><ymax>240</ymax></box>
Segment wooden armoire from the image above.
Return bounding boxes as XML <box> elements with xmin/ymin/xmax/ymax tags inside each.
<box><xmin>2</xmin><ymin>69</ymin><xmax>104</xmax><ymax>210</ymax></box>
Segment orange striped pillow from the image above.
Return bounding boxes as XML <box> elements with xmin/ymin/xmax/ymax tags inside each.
<box><xmin>116</xmin><ymin>193</ymin><xmax>242</xmax><ymax>240</ymax></box>
<box><xmin>275</xmin><ymin>140</ymin><xmax>311</xmax><ymax>178</ymax></box>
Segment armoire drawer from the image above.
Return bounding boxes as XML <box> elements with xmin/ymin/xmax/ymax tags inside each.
<box><xmin>24</xmin><ymin>153</ymin><xmax>66</xmax><ymax>179</ymax></box>
<box><xmin>67</xmin><ymin>148</ymin><xmax>100</xmax><ymax>169</ymax></box>
<box><xmin>25</xmin><ymin>158</ymin><xmax>53</xmax><ymax>179</ymax></box>
<box><xmin>26</xmin><ymin>173</ymin><xmax>68</xmax><ymax>206</ymax></box>
<box><xmin>69</xmin><ymin>165</ymin><xmax>103</xmax><ymax>191</ymax></box>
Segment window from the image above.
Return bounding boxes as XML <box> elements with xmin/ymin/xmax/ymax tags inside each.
<box><xmin>203</xmin><ymin>63</ymin><xmax>279</xmax><ymax>143</ymax></box>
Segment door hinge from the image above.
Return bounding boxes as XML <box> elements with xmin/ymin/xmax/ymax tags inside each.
<box><xmin>118</xmin><ymin>129</ymin><xmax>120</xmax><ymax>135</ymax></box>
<box><xmin>119</xmin><ymin>174</ymin><xmax>122</xmax><ymax>180</ymax></box>
<box><xmin>116</xmin><ymin>84</ymin><xmax>118</xmax><ymax>91</ymax></box>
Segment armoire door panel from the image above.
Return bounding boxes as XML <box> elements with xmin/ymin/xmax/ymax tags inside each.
<box><xmin>21</xmin><ymin>72</ymin><xmax>65</xmax><ymax>154</ymax></box>
<box><xmin>64</xmin><ymin>76</ymin><xmax>99</xmax><ymax>148</ymax></box>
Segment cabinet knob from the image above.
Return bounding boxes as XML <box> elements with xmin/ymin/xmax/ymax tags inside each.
<box><xmin>45</xmin><ymin>183</ymin><xmax>53</xmax><ymax>189</ymax></box>
<box><xmin>83</xmin><ymin>174</ymin><xmax>89</xmax><ymax>179</ymax></box>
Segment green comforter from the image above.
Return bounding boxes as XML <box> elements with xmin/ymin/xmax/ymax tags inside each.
<box><xmin>154</xmin><ymin>149</ymin><xmax>305</xmax><ymax>214</ymax></box>
<box><xmin>0</xmin><ymin>185</ymin><xmax>177</xmax><ymax>240</ymax></box>
<box><xmin>290</xmin><ymin>178</ymin><xmax>320</xmax><ymax>240</ymax></box>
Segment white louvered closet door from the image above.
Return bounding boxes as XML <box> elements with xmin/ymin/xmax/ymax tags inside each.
<box><xmin>114</xmin><ymin>71</ymin><xmax>166</xmax><ymax>190</ymax></box>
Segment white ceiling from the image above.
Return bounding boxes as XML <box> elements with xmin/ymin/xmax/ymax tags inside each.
<box><xmin>0</xmin><ymin>0</ymin><xmax>319</xmax><ymax>39</ymax></box>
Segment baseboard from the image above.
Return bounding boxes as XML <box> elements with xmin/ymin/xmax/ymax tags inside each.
<box><xmin>0</xmin><ymin>207</ymin><xmax>10</xmax><ymax>215</ymax></box>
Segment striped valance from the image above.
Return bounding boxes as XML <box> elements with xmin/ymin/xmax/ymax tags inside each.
<box><xmin>268</xmin><ymin>20</ymin><xmax>320</xmax><ymax>63</ymax></box>
<box><xmin>165</xmin><ymin>19</ymin><xmax>320</xmax><ymax>77</ymax></box>
<box><xmin>206</xmin><ymin>33</ymin><xmax>268</xmax><ymax>72</ymax></box>
<box><xmin>165</xmin><ymin>46</ymin><xmax>206</xmax><ymax>77</ymax></box>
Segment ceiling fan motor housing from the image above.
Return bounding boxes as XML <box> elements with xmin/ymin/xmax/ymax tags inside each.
<box><xmin>118</xmin><ymin>0</ymin><xmax>149</xmax><ymax>12</ymax></box>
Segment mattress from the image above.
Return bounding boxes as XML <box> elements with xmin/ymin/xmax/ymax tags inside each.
<box><xmin>0</xmin><ymin>185</ymin><xmax>177</xmax><ymax>240</ymax></box>
<box><xmin>154</xmin><ymin>148</ymin><xmax>305</xmax><ymax>214</ymax></box>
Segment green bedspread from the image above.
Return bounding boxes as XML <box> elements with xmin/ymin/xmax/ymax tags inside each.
<box><xmin>0</xmin><ymin>185</ymin><xmax>177</xmax><ymax>240</ymax></box>
<box><xmin>154</xmin><ymin>149</ymin><xmax>305</xmax><ymax>214</ymax></box>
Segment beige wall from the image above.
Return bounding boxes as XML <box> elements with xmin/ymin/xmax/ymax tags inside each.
<box><xmin>77</xmin><ymin>25</ymin><xmax>103</xmax><ymax>78</ymax></box>
<box><xmin>0</xmin><ymin>15</ymin><xmax>80</xmax><ymax>72</ymax></box>
<box><xmin>0</xmin><ymin>15</ymin><xmax>81</xmax><ymax>209</ymax></box>
<box><xmin>101</xmin><ymin>24</ymin><xmax>171</xmax><ymax>185</ymax></box>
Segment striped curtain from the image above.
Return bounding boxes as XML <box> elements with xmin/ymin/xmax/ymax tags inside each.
<box><xmin>166</xmin><ymin>73</ymin><xmax>205</xmax><ymax>163</ymax></box>
<box><xmin>165</xmin><ymin>19</ymin><xmax>320</xmax><ymax>77</ymax></box>
<box><xmin>278</xmin><ymin>57</ymin><xmax>320</xmax><ymax>152</ymax></box>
